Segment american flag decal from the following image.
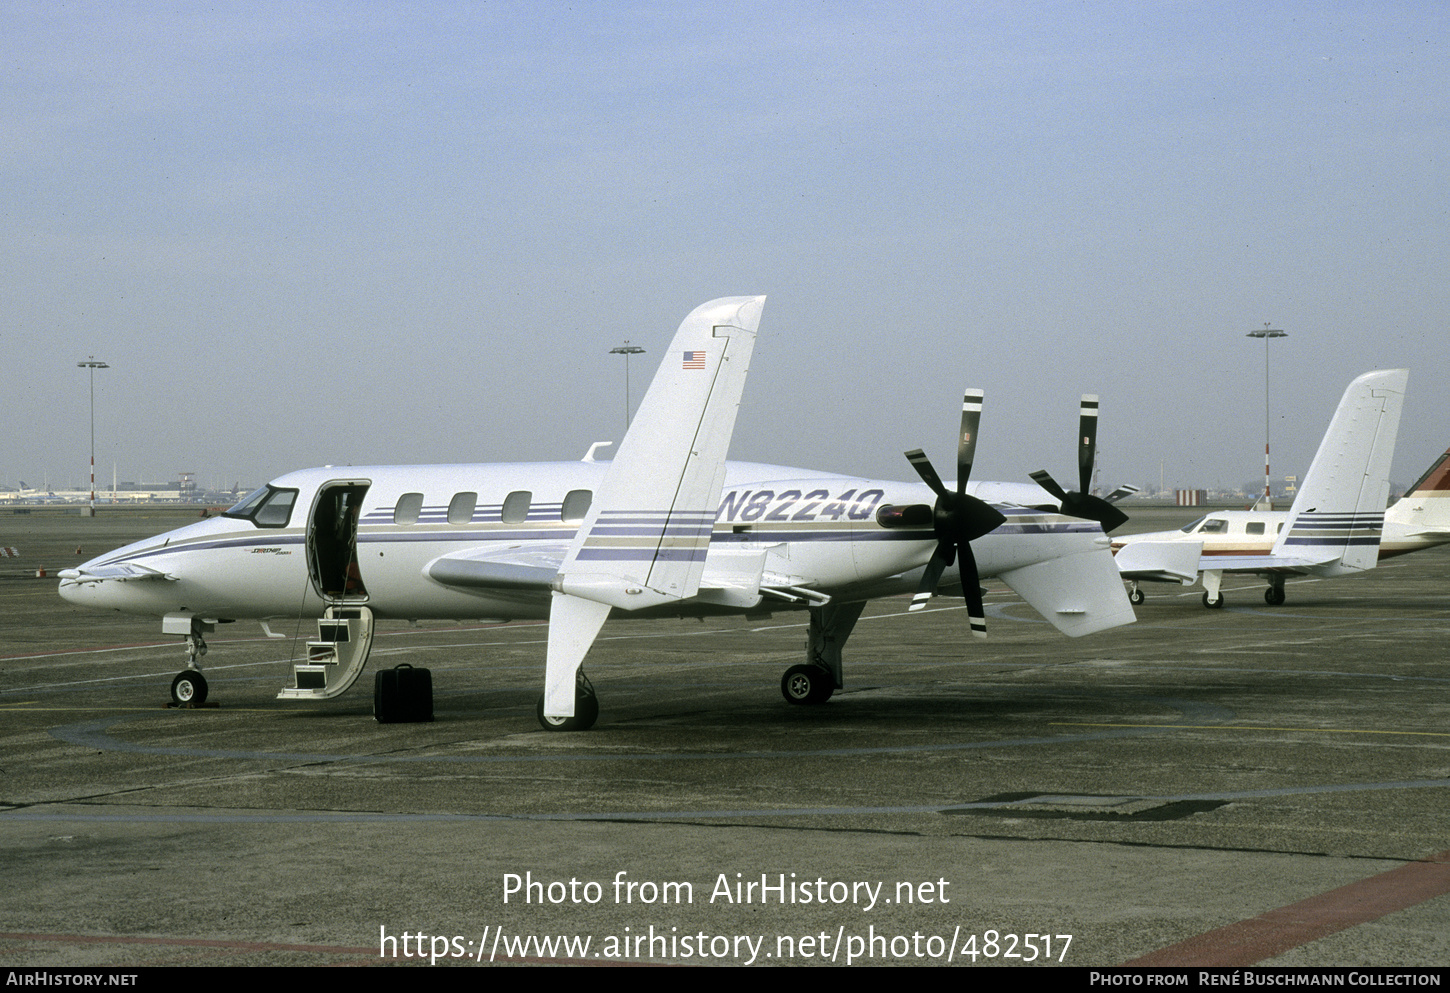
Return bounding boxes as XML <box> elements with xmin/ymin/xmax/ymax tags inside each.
<box><xmin>682</xmin><ymin>350</ymin><xmax>705</xmax><ymax>369</ymax></box>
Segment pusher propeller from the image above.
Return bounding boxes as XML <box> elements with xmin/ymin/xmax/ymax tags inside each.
<box><xmin>1029</xmin><ymin>394</ymin><xmax>1129</xmax><ymax>533</ymax></box>
<box><xmin>903</xmin><ymin>389</ymin><xmax>1006</xmax><ymax>638</ymax></box>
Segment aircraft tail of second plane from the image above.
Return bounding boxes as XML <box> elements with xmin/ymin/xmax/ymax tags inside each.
<box><xmin>1383</xmin><ymin>446</ymin><xmax>1450</xmax><ymax>543</ymax></box>
<box><xmin>1271</xmin><ymin>368</ymin><xmax>1408</xmax><ymax>574</ymax></box>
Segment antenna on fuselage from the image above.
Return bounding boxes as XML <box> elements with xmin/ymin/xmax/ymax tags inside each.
<box><xmin>581</xmin><ymin>441</ymin><xmax>614</xmax><ymax>463</ymax></box>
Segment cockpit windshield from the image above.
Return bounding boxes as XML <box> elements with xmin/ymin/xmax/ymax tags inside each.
<box><xmin>223</xmin><ymin>485</ymin><xmax>298</xmax><ymax>528</ymax></box>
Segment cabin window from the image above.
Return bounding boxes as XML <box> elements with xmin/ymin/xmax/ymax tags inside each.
<box><xmin>225</xmin><ymin>487</ymin><xmax>268</xmax><ymax>518</ymax></box>
<box><xmin>502</xmin><ymin>490</ymin><xmax>532</xmax><ymax>524</ymax></box>
<box><xmin>1197</xmin><ymin>519</ymin><xmax>1228</xmax><ymax>534</ymax></box>
<box><xmin>562</xmin><ymin>489</ymin><xmax>592</xmax><ymax>523</ymax></box>
<box><xmin>223</xmin><ymin>485</ymin><xmax>298</xmax><ymax>529</ymax></box>
<box><xmin>447</xmin><ymin>491</ymin><xmax>478</xmax><ymax>525</ymax></box>
<box><xmin>1245</xmin><ymin>521</ymin><xmax>1265</xmax><ymax>535</ymax></box>
<box><xmin>394</xmin><ymin>492</ymin><xmax>423</xmax><ymax>525</ymax></box>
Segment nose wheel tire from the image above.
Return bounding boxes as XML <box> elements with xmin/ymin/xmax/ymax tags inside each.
<box><xmin>1128</xmin><ymin>587</ymin><xmax>1145</xmax><ymax>605</ymax></box>
<box><xmin>1202</xmin><ymin>592</ymin><xmax>1225</xmax><ymax>609</ymax></box>
<box><xmin>170</xmin><ymin>670</ymin><xmax>209</xmax><ymax>707</ymax></box>
<box><xmin>781</xmin><ymin>665</ymin><xmax>834</xmax><ymax>705</ymax></box>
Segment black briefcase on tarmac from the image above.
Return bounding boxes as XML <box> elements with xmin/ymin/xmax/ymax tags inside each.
<box><xmin>374</xmin><ymin>663</ymin><xmax>434</xmax><ymax>723</ymax></box>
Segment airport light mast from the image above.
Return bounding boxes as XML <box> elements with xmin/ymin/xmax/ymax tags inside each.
<box><xmin>1245</xmin><ymin>325</ymin><xmax>1287</xmax><ymax>510</ymax></box>
<box><xmin>609</xmin><ymin>342</ymin><xmax>645</xmax><ymax>430</ymax></box>
<box><xmin>77</xmin><ymin>357</ymin><xmax>109</xmax><ymax>518</ymax></box>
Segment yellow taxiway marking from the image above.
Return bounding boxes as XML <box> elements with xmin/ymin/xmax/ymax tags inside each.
<box><xmin>1055</xmin><ymin>722</ymin><xmax>1450</xmax><ymax>738</ymax></box>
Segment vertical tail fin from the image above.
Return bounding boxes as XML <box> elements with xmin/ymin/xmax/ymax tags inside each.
<box><xmin>1272</xmin><ymin>369</ymin><xmax>1408</xmax><ymax>572</ymax></box>
<box><xmin>559</xmin><ymin>295</ymin><xmax>764</xmax><ymax>607</ymax></box>
<box><xmin>545</xmin><ymin>296</ymin><xmax>765</xmax><ymax>717</ymax></box>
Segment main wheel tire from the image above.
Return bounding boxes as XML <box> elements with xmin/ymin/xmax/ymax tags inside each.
<box><xmin>781</xmin><ymin>665</ymin><xmax>833</xmax><ymax>705</ymax></box>
<box><xmin>1264</xmin><ymin>586</ymin><xmax>1285</xmax><ymax>606</ymax></box>
<box><xmin>536</xmin><ymin>690</ymin><xmax>599</xmax><ymax>732</ymax></box>
<box><xmin>1128</xmin><ymin>588</ymin><xmax>1145</xmax><ymax>605</ymax></box>
<box><xmin>1202</xmin><ymin>592</ymin><xmax>1224</xmax><ymax>609</ymax></box>
<box><xmin>171</xmin><ymin>669</ymin><xmax>208</xmax><ymax>706</ymax></box>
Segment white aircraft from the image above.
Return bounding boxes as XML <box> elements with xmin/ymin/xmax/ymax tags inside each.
<box><xmin>59</xmin><ymin>296</ymin><xmax>1135</xmax><ymax>731</ymax></box>
<box><xmin>1380</xmin><ymin>447</ymin><xmax>1450</xmax><ymax>557</ymax></box>
<box><xmin>1112</xmin><ymin>369</ymin><xmax>1413</xmax><ymax>609</ymax></box>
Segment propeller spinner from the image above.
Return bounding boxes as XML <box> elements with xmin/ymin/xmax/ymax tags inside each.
<box><xmin>1029</xmin><ymin>394</ymin><xmax>1129</xmax><ymax>533</ymax></box>
<box><xmin>903</xmin><ymin>389</ymin><xmax>1006</xmax><ymax>638</ymax></box>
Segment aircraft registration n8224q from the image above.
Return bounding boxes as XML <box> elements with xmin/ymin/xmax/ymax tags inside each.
<box><xmin>59</xmin><ymin>296</ymin><xmax>1135</xmax><ymax>731</ymax></box>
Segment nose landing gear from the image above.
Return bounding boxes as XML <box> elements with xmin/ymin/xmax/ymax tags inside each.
<box><xmin>170</xmin><ymin>668</ymin><xmax>208</xmax><ymax>706</ymax></box>
<box><xmin>163</xmin><ymin>613</ymin><xmax>215</xmax><ymax>708</ymax></box>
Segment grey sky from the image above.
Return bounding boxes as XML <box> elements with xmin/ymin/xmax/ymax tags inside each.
<box><xmin>3</xmin><ymin>2</ymin><xmax>1445</xmax><ymax>496</ymax></box>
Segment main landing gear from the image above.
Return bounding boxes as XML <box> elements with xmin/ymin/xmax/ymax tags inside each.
<box><xmin>1128</xmin><ymin>583</ymin><xmax>1145</xmax><ymax>605</ymax></box>
<box><xmin>1264</xmin><ymin>578</ymin><xmax>1286</xmax><ymax>606</ymax></box>
<box><xmin>781</xmin><ymin>664</ymin><xmax>834</xmax><ymax>705</ymax></box>
<box><xmin>531</xmin><ymin>602</ymin><xmax>863</xmax><ymax>730</ymax></box>
<box><xmin>1200</xmin><ymin>570</ymin><xmax>1224</xmax><ymax>610</ymax></box>
<box><xmin>1202</xmin><ymin>576</ymin><xmax>1286</xmax><ymax>608</ymax></box>
<box><xmin>778</xmin><ymin>602</ymin><xmax>861</xmax><ymax>707</ymax></box>
<box><xmin>536</xmin><ymin>671</ymin><xmax>599</xmax><ymax>732</ymax></box>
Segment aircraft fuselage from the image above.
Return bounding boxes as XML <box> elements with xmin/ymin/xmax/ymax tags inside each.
<box><xmin>59</xmin><ymin>460</ymin><xmax>1089</xmax><ymax>624</ymax></box>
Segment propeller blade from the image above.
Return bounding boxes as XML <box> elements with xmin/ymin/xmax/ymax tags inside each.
<box><xmin>958</xmin><ymin>541</ymin><xmax>987</xmax><ymax>638</ymax></box>
<box><xmin>905</xmin><ymin>449</ymin><xmax>949</xmax><ymax>499</ymax></box>
<box><xmin>956</xmin><ymin>389</ymin><xmax>983</xmax><ymax>496</ymax></box>
<box><xmin>1029</xmin><ymin>469</ymin><xmax>1068</xmax><ymax>503</ymax></box>
<box><xmin>1026</xmin><ymin>393</ymin><xmax>1130</xmax><ymax>533</ymax></box>
<box><xmin>904</xmin><ymin>387</ymin><xmax>1003</xmax><ymax>634</ymax></box>
<box><xmin>1077</xmin><ymin>394</ymin><xmax>1099</xmax><ymax>495</ymax></box>
<box><xmin>908</xmin><ymin>543</ymin><xmax>953</xmax><ymax>612</ymax></box>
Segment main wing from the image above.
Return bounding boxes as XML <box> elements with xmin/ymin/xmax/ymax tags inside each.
<box><xmin>58</xmin><ymin>562</ymin><xmax>174</xmax><ymax>584</ymax></box>
<box><xmin>1112</xmin><ymin>540</ymin><xmax>1203</xmax><ymax>585</ymax></box>
<box><xmin>426</xmin><ymin>541</ymin><xmax>769</xmax><ymax>609</ymax></box>
<box><xmin>997</xmin><ymin>531</ymin><xmax>1137</xmax><ymax>637</ymax></box>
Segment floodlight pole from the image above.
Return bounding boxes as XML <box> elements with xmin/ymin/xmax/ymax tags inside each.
<box><xmin>609</xmin><ymin>342</ymin><xmax>645</xmax><ymax>430</ymax></box>
<box><xmin>77</xmin><ymin>357</ymin><xmax>110</xmax><ymax>517</ymax></box>
<box><xmin>1245</xmin><ymin>326</ymin><xmax>1287</xmax><ymax>510</ymax></box>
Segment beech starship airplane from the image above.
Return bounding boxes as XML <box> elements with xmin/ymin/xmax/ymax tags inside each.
<box><xmin>1113</xmin><ymin>369</ymin><xmax>1420</xmax><ymax>608</ymax></box>
<box><xmin>59</xmin><ymin>296</ymin><xmax>1136</xmax><ymax>731</ymax></box>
